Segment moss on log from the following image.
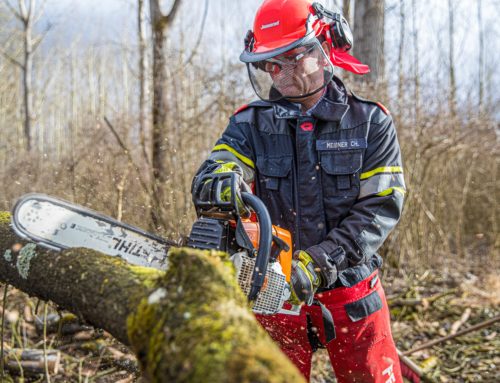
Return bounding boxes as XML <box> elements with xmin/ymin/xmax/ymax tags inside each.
<box><xmin>0</xmin><ymin>212</ymin><xmax>304</xmax><ymax>382</ymax></box>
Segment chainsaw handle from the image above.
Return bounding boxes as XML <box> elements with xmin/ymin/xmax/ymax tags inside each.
<box><xmin>241</xmin><ymin>192</ymin><xmax>272</xmax><ymax>301</ymax></box>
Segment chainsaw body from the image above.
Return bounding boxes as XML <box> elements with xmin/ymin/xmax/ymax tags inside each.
<box><xmin>187</xmin><ymin>216</ymin><xmax>294</xmax><ymax>315</ymax></box>
<box><xmin>11</xmin><ymin>190</ymin><xmax>300</xmax><ymax>316</ymax></box>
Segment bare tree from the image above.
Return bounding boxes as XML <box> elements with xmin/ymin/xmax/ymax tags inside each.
<box><xmin>149</xmin><ymin>0</ymin><xmax>183</xmax><ymax>231</ymax></box>
<box><xmin>3</xmin><ymin>0</ymin><xmax>48</xmax><ymax>151</ymax></box>
<box><xmin>411</xmin><ymin>0</ymin><xmax>419</xmax><ymax>121</ymax></box>
<box><xmin>343</xmin><ymin>0</ymin><xmax>351</xmax><ymax>24</ymax></box>
<box><xmin>448</xmin><ymin>0</ymin><xmax>457</xmax><ymax>117</ymax></box>
<box><xmin>397</xmin><ymin>0</ymin><xmax>405</xmax><ymax>113</ymax></box>
<box><xmin>352</xmin><ymin>0</ymin><xmax>385</xmax><ymax>85</ymax></box>
<box><xmin>477</xmin><ymin>0</ymin><xmax>484</xmax><ymax>112</ymax></box>
<box><xmin>138</xmin><ymin>0</ymin><xmax>150</xmax><ymax>164</ymax></box>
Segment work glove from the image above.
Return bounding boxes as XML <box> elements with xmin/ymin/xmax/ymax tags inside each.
<box><xmin>306</xmin><ymin>244</ymin><xmax>347</xmax><ymax>289</ymax></box>
<box><xmin>289</xmin><ymin>250</ymin><xmax>322</xmax><ymax>306</ymax></box>
<box><xmin>192</xmin><ymin>160</ymin><xmax>251</xmax><ymax>217</ymax></box>
<box><xmin>213</xmin><ymin>161</ymin><xmax>251</xmax><ymax>216</ymax></box>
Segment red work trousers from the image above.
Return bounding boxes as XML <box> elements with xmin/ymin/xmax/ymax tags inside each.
<box><xmin>256</xmin><ymin>271</ymin><xmax>403</xmax><ymax>383</ymax></box>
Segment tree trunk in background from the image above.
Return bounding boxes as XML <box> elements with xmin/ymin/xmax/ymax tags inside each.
<box><xmin>5</xmin><ymin>0</ymin><xmax>38</xmax><ymax>151</ymax></box>
<box><xmin>352</xmin><ymin>0</ymin><xmax>385</xmax><ymax>85</ymax></box>
<box><xmin>397</xmin><ymin>0</ymin><xmax>405</xmax><ymax>113</ymax></box>
<box><xmin>149</xmin><ymin>0</ymin><xmax>182</xmax><ymax>231</ymax></box>
<box><xmin>477</xmin><ymin>0</ymin><xmax>484</xmax><ymax>113</ymax></box>
<box><xmin>0</xmin><ymin>213</ymin><xmax>304</xmax><ymax>383</ymax></box>
<box><xmin>411</xmin><ymin>0</ymin><xmax>420</xmax><ymax>122</ymax></box>
<box><xmin>343</xmin><ymin>0</ymin><xmax>351</xmax><ymax>24</ymax></box>
<box><xmin>448</xmin><ymin>0</ymin><xmax>457</xmax><ymax>118</ymax></box>
<box><xmin>138</xmin><ymin>0</ymin><xmax>150</xmax><ymax>164</ymax></box>
<box><xmin>22</xmin><ymin>2</ymin><xmax>34</xmax><ymax>152</ymax></box>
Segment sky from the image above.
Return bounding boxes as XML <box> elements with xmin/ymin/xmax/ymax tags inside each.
<box><xmin>4</xmin><ymin>0</ymin><xmax>499</xmax><ymax>114</ymax></box>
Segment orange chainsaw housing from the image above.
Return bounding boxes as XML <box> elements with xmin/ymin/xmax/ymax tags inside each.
<box><xmin>241</xmin><ymin>221</ymin><xmax>293</xmax><ymax>282</ymax></box>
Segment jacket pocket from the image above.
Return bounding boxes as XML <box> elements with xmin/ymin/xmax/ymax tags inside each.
<box><xmin>320</xmin><ymin>150</ymin><xmax>362</xmax><ymax>197</ymax></box>
<box><xmin>344</xmin><ymin>290</ymin><xmax>382</xmax><ymax>322</ymax></box>
<box><xmin>256</xmin><ymin>156</ymin><xmax>292</xmax><ymax>191</ymax></box>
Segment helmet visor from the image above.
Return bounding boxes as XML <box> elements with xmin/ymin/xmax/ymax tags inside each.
<box><xmin>246</xmin><ymin>40</ymin><xmax>334</xmax><ymax>102</ymax></box>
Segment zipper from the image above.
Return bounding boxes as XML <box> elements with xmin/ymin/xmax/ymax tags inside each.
<box><xmin>292</xmin><ymin>119</ymin><xmax>301</xmax><ymax>250</ymax></box>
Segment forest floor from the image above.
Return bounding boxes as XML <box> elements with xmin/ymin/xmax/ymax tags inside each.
<box><xmin>0</xmin><ymin>262</ymin><xmax>498</xmax><ymax>382</ymax></box>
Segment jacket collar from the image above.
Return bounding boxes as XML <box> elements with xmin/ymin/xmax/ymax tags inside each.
<box><xmin>272</xmin><ymin>76</ymin><xmax>350</xmax><ymax>123</ymax></box>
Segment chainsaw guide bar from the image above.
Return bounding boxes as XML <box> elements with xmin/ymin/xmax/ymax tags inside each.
<box><xmin>11</xmin><ymin>193</ymin><xmax>170</xmax><ymax>270</ymax></box>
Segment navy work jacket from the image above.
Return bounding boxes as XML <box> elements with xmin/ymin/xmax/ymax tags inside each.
<box><xmin>197</xmin><ymin>77</ymin><xmax>405</xmax><ymax>277</ymax></box>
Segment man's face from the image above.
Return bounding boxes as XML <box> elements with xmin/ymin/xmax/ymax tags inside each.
<box><xmin>265</xmin><ymin>43</ymin><xmax>328</xmax><ymax>97</ymax></box>
<box><xmin>247</xmin><ymin>39</ymin><xmax>334</xmax><ymax>102</ymax></box>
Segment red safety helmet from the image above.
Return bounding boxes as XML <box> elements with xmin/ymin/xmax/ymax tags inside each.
<box><xmin>240</xmin><ymin>0</ymin><xmax>369</xmax><ymax>75</ymax></box>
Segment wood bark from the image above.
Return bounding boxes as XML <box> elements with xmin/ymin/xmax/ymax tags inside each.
<box><xmin>352</xmin><ymin>0</ymin><xmax>385</xmax><ymax>84</ymax></box>
<box><xmin>0</xmin><ymin>212</ymin><xmax>303</xmax><ymax>382</ymax></box>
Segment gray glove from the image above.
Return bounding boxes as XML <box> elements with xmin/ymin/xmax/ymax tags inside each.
<box><xmin>305</xmin><ymin>244</ymin><xmax>347</xmax><ymax>289</ymax></box>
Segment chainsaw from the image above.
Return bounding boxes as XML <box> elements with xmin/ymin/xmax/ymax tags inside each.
<box><xmin>11</xmin><ymin>175</ymin><xmax>298</xmax><ymax>316</ymax></box>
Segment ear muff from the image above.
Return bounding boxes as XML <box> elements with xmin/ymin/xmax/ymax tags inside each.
<box><xmin>311</xmin><ymin>2</ymin><xmax>353</xmax><ymax>52</ymax></box>
<box><xmin>329</xmin><ymin>13</ymin><xmax>353</xmax><ymax>52</ymax></box>
<box><xmin>244</xmin><ymin>30</ymin><xmax>255</xmax><ymax>52</ymax></box>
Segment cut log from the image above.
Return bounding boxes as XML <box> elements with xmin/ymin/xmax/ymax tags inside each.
<box><xmin>3</xmin><ymin>348</ymin><xmax>60</xmax><ymax>375</ymax></box>
<box><xmin>0</xmin><ymin>212</ymin><xmax>304</xmax><ymax>382</ymax></box>
<box><xmin>34</xmin><ymin>313</ymin><xmax>91</xmax><ymax>335</ymax></box>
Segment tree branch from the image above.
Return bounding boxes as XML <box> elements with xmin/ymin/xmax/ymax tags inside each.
<box><xmin>165</xmin><ymin>0</ymin><xmax>182</xmax><ymax>23</ymax></box>
<box><xmin>1</xmin><ymin>50</ymin><xmax>24</xmax><ymax>69</ymax></box>
<box><xmin>103</xmin><ymin>116</ymin><xmax>151</xmax><ymax>196</ymax></box>
<box><xmin>32</xmin><ymin>21</ymin><xmax>52</xmax><ymax>53</ymax></box>
<box><xmin>182</xmin><ymin>0</ymin><xmax>209</xmax><ymax>67</ymax></box>
<box><xmin>4</xmin><ymin>0</ymin><xmax>23</xmax><ymax>22</ymax></box>
<box><xmin>17</xmin><ymin>0</ymin><xmax>28</xmax><ymax>21</ymax></box>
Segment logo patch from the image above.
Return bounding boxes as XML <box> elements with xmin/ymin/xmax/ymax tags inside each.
<box><xmin>316</xmin><ymin>138</ymin><xmax>367</xmax><ymax>151</ymax></box>
<box><xmin>300</xmin><ymin>122</ymin><xmax>314</xmax><ymax>131</ymax></box>
<box><xmin>261</xmin><ymin>20</ymin><xmax>280</xmax><ymax>30</ymax></box>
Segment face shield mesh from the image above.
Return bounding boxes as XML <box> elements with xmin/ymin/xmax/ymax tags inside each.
<box><xmin>247</xmin><ymin>40</ymin><xmax>334</xmax><ymax>102</ymax></box>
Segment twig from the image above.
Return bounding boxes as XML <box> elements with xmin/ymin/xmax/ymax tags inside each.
<box><xmin>1</xmin><ymin>284</ymin><xmax>9</xmax><ymax>380</ymax></box>
<box><xmin>116</xmin><ymin>164</ymin><xmax>131</xmax><ymax>222</ymax></box>
<box><xmin>449</xmin><ymin>307</ymin><xmax>471</xmax><ymax>335</ymax></box>
<box><xmin>43</xmin><ymin>302</ymin><xmax>51</xmax><ymax>383</ymax></box>
<box><xmin>104</xmin><ymin>116</ymin><xmax>171</xmax><ymax>235</ymax></box>
<box><xmin>388</xmin><ymin>289</ymin><xmax>457</xmax><ymax>307</ymax></box>
<box><xmin>1</xmin><ymin>50</ymin><xmax>24</xmax><ymax>69</ymax></box>
<box><xmin>103</xmin><ymin>116</ymin><xmax>150</xmax><ymax>196</ymax></box>
<box><xmin>182</xmin><ymin>0</ymin><xmax>209</xmax><ymax>67</ymax></box>
<box><xmin>397</xmin><ymin>349</ymin><xmax>437</xmax><ymax>383</ymax></box>
<box><xmin>402</xmin><ymin>314</ymin><xmax>500</xmax><ymax>356</ymax></box>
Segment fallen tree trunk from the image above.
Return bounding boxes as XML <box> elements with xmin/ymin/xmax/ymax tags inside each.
<box><xmin>0</xmin><ymin>212</ymin><xmax>304</xmax><ymax>382</ymax></box>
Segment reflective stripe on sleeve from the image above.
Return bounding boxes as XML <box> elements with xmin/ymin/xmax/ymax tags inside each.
<box><xmin>359</xmin><ymin>173</ymin><xmax>406</xmax><ymax>199</ymax></box>
<box><xmin>360</xmin><ymin>166</ymin><xmax>403</xmax><ymax>180</ymax></box>
<box><xmin>211</xmin><ymin>144</ymin><xmax>255</xmax><ymax>169</ymax></box>
<box><xmin>376</xmin><ymin>186</ymin><xmax>406</xmax><ymax>197</ymax></box>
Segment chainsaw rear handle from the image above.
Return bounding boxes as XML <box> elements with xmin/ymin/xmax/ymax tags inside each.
<box><xmin>192</xmin><ymin>172</ymin><xmax>242</xmax><ymax>216</ymax></box>
<box><xmin>241</xmin><ymin>192</ymin><xmax>272</xmax><ymax>301</ymax></box>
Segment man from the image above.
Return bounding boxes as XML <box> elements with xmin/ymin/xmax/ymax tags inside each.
<box><xmin>192</xmin><ymin>0</ymin><xmax>406</xmax><ymax>382</ymax></box>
